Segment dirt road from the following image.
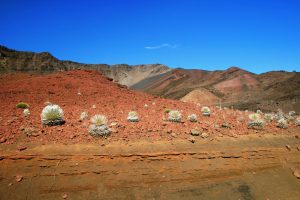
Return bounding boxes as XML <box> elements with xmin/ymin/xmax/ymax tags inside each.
<box><xmin>1</xmin><ymin>135</ymin><xmax>300</xmax><ymax>200</ymax></box>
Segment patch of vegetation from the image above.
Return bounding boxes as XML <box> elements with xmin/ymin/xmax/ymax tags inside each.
<box><xmin>23</xmin><ymin>108</ymin><xmax>30</xmax><ymax>117</ymax></box>
<box><xmin>201</xmin><ymin>106</ymin><xmax>211</xmax><ymax>116</ymax></box>
<box><xmin>90</xmin><ymin>114</ymin><xmax>107</xmax><ymax>126</ymax></box>
<box><xmin>248</xmin><ymin>113</ymin><xmax>265</xmax><ymax>129</ymax></box>
<box><xmin>277</xmin><ymin>118</ymin><xmax>288</xmax><ymax>129</ymax></box>
<box><xmin>80</xmin><ymin>111</ymin><xmax>88</xmax><ymax>121</ymax></box>
<box><xmin>164</xmin><ymin>108</ymin><xmax>171</xmax><ymax>113</ymax></box>
<box><xmin>16</xmin><ymin>102</ymin><xmax>29</xmax><ymax>109</ymax></box>
<box><xmin>127</xmin><ymin>111</ymin><xmax>139</xmax><ymax>122</ymax></box>
<box><xmin>187</xmin><ymin>114</ymin><xmax>197</xmax><ymax>122</ymax></box>
<box><xmin>89</xmin><ymin>114</ymin><xmax>111</xmax><ymax>137</ymax></box>
<box><xmin>264</xmin><ymin>113</ymin><xmax>274</xmax><ymax>122</ymax></box>
<box><xmin>168</xmin><ymin>110</ymin><xmax>181</xmax><ymax>122</ymax></box>
<box><xmin>41</xmin><ymin>104</ymin><xmax>65</xmax><ymax>126</ymax></box>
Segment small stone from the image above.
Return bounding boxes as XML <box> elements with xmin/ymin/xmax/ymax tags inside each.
<box><xmin>17</xmin><ymin>146</ymin><xmax>27</xmax><ymax>151</ymax></box>
<box><xmin>15</xmin><ymin>175</ymin><xmax>23</xmax><ymax>182</ymax></box>
<box><xmin>221</xmin><ymin>123</ymin><xmax>231</xmax><ymax>128</ymax></box>
<box><xmin>8</xmin><ymin>183</ymin><xmax>13</xmax><ymax>186</ymax></box>
<box><xmin>69</xmin><ymin>135</ymin><xmax>75</xmax><ymax>139</ymax></box>
<box><xmin>111</xmin><ymin>129</ymin><xmax>118</xmax><ymax>133</ymax></box>
<box><xmin>286</xmin><ymin>145</ymin><xmax>291</xmax><ymax>151</ymax></box>
<box><xmin>201</xmin><ymin>132</ymin><xmax>209</xmax><ymax>138</ymax></box>
<box><xmin>190</xmin><ymin>129</ymin><xmax>200</xmax><ymax>136</ymax></box>
<box><xmin>62</xmin><ymin>194</ymin><xmax>68</xmax><ymax>199</ymax></box>
<box><xmin>110</xmin><ymin>122</ymin><xmax>118</xmax><ymax>127</ymax></box>
<box><xmin>188</xmin><ymin>136</ymin><xmax>196</xmax><ymax>143</ymax></box>
<box><xmin>297</xmin><ymin>146</ymin><xmax>300</xmax><ymax>151</ymax></box>
<box><xmin>293</xmin><ymin>171</ymin><xmax>300</xmax><ymax>179</ymax></box>
<box><xmin>0</xmin><ymin>138</ymin><xmax>7</xmax><ymax>143</ymax></box>
<box><xmin>171</xmin><ymin>133</ymin><xmax>177</xmax><ymax>138</ymax></box>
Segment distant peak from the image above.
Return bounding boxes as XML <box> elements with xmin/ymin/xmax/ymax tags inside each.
<box><xmin>227</xmin><ymin>66</ymin><xmax>242</xmax><ymax>71</ymax></box>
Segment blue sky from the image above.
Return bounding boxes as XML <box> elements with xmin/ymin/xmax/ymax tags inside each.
<box><xmin>1</xmin><ymin>0</ymin><xmax>300</xmax><ymax>73</ymax></box>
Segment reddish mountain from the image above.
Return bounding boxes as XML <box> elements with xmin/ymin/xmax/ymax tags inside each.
<box><xmin>1</xmin><ymin>45</ymin><xmax>299</xmax><ymax>113</ymax></box>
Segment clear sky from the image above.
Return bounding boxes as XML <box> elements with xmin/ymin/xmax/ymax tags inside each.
<box><xmin>1</xmin><ymin>0</ymin><xmax>300</xmax><ymax>73</ymax></box>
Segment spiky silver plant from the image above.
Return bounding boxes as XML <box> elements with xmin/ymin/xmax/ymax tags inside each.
<box><xmin>89</xmin><ymin>114</ymin><xmax>111</xmax><ymax>137</ymax></box>
<box><xmin>187</xmin><ymin>114</ymin><xmax>197</xmax><ymax>122</ymax></box>
<box><xmin>248</xmin><ymin>113</ymin><xmax>264</xmax><ymax>129</ymax></box>
<box><xmin>201</xmin><ymin>106</ymin><xmax>211</xmax><ymax>116</ymax></box>
<box><xmin>274</xmin><ymin>109</ymin><xmax>284</xmax><ymax>121</ymax></box>
<box><xmin>289</xmin><ymin>111</ymin><xmax>296</xmax><ymax>117</ymax></box>
<box><xmin>277</xmin><ymin>118</ymin><xmax>288</xmax><ymax>129</ymax></box>
<box><xmin>264</xmin><ymin>113</ymin><xmax>274</xmax><ymax>122</ymax></box>
<box><xmin>127</xmin><ymin>111</ymin><xmax>139</xmax><ymax>122</ymax></box>
<box><xmin>80</xmin><ymin>111</ymin><xmax>88</xmax><ymax>121</ymax></box>
<box><xmin>168</xmin><ymin>110</ymin><xmax>181</xmax><ymax>122</ymax></box>
<box><xmin>90</xmin><ymin>115</ymin><xmax>107</xmax><ymax>126</ymax></box>
<box><xmin>41</xmin><ymin>104</ymin><xmax>65</xmax><ymax>126</ymax></box>
<box><xmin>23</xmin><ymin>108</ymin><xmax>30</xmax><ymax>117</ymax></box>
<box><xmin>295</xmin><ymin>118</ymin><xmax>300</xmax><ymax>126</ymax></box>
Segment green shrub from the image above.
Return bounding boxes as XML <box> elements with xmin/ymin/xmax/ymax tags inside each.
<box><xmin>164</xmin><ymin>108</ymin><xmax>171</xmax><ymax>114</ymax></box>
<box><xmin>16</xmin><ymin>102</ymin><xmax>29</xmax><ymax>109</ymax></box>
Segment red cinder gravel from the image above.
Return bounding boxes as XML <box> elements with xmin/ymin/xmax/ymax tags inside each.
<box><xmin>0</xmin><ymin>70</ymin><xmax>298</xmax><ymax>144</ymax></box>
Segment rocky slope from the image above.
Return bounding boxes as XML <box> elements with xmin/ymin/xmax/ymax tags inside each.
<box><xmin>1</xmin><ymin>45</ymin><xmax>299</xmax><ymax>112</ymax></box>
<box><xmin>132</xmin><ymin>67</ymin><xmax>300</xmax><ymax>112</ymax></box>
<box><xmin>0</xmin><ymin>45</ymin><xmax>170</xmax><ymax>87</ymax></box>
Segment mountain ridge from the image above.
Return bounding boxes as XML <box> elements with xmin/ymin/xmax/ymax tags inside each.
<box><xmin>1</xmin><ymin>45</ymin><xmax>299</xmax><ymax>112</ymax></box>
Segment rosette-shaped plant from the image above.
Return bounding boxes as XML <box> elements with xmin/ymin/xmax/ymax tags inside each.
<box><xmin>277</xmin><ymin>118</ymin><xmax>288</xmax><ymax>129</ymax></box>
<box><xmin>295</xmin><ymin>118</ymin><xmax>300</xmax><ymax>126</ymax></box>
<box><xmin>248</xmin><ymin>113</ymin><xmax>265</xmax><ymax>129</ymax></box>
<box><xmin>127</xmin><ymin>111</ymin><xmax>139</xmax><ymax>122</ymax></box>
<box><xmin>80</xmin><ymin>111</ymin><xmax>88</xmax><ymax>121</ymax></box>
<box><xmin>201</xmin><ymin>106</ymin><xmax>211</xmax><ymax>116</ymax></box>
<box><xmin>168</xmin><ymin>110</ymin><xmax>181</xmax><ymax>122</ymax></box>
<box><xmin>23</xmin><ymin>108</ymin><xmax>30</xmax><ymax>117</ymax></box>
<box><xmin>88</xmin><ymin>114</ymin><xmax>111</xmax><ymax>137</ymax></box>
<box><xmin>41</xmin><ymin>104</ymin><xmax>65</xmax><ymax>126</ymax></box>
<box><xmin>187</xmin><ymin>114</ymin><xmax>197</xmax><ymax>122</ymax></box>
<box><xmin>289</xmin><ymin>111</ymin><xmax>296</xmax><ymax>117</ymax></box>
<box><xmin>264</xmin><ymin>113</ymin><xmax>274</xmax><ymax>123</ymax></box>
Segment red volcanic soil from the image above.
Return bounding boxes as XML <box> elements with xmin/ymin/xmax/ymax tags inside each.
<box><xmin>0</xmin><ymin>70</ymin><xmax>298</xmax><ymax>145</ymax></box>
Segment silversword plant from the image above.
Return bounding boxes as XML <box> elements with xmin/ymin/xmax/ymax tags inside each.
<box><xmin>187</xmin><ymin>114</ymin><xmax>197</xmax><ymax>122</ymax></box>
<box><xmin>248</xmin><ymin>113</ymin><xmax>265</xmax><ymax>129</ymax></box>
<box><xmin>295</xmin><ymin>118</ymin><xmax>300</xmax><ymax>126</ymax></box>
<box><xmin>80</xmin><ymin>111</ymin><xmax>88</xmax><ymax>121</ymax></box>
<box><xmin>127</xmin><ymin>111</ymin><xmax>139</xmax><ymax>122</ymax></box>
<box><xmin>23</xmin><ymin>108</ymin><xmax>30</xmax><ymax>117</ymax></box>
<box><xmin>168</xmin><ymin>110</ymin><xmax>181</xmax><ymax>122</ymax></box>
<box><xmin>264</xmin><ymin>113</ymin><xmax>274</xmax><ymax>122</ymax></box>
<box><xmin>41</xmin><ymin>104</ymin><xmax>65</xmax><ymax>126</ymax></box>
<box><xmin>89</xmin><ymin>115</ymin><xmax>111</xmax><ymax>137</ymax></box>
<box><xmin>277</xmin><ymin>118</ymin><xmax>288</xmax><ymax>129</ymax></box>
<box><xmin>201</xmin><ymin>106</ymin><xmax>211</xmax><ymax>116</ymax></box>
